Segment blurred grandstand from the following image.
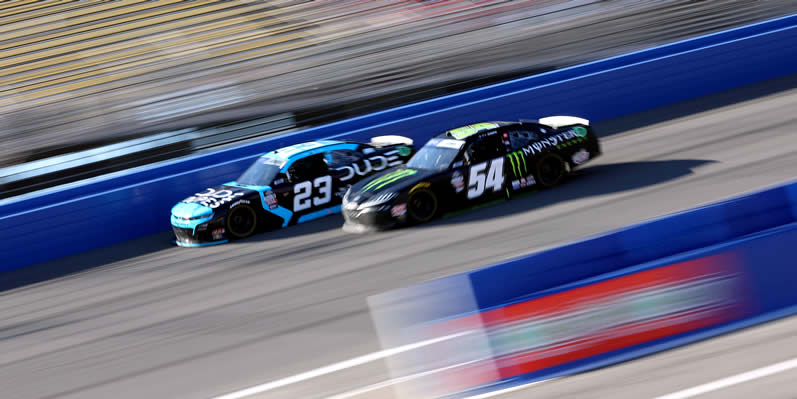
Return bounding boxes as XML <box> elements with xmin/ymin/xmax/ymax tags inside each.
<box><xmin>1</xmin><ymin>0</ymin><xmax>796</xmax><ymax>198</ymax></box>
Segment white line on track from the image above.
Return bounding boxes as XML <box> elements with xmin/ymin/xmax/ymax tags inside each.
<box><xmin>462</xmin><ymin>380</ymin><xmax>551</xmax><ymax>399</ymax></box>
<box><xmin>326</xmin><ymin>358</ymin><xmax>487</xmax><ymax>399</ymax></box>
<box><xmin>654</xmin><ymin>357</ymin><xmax>797</xmax><ymax>399</ymax></box>
<box><xmin>209</xmin><ymin>332</ymin><xmax>470</xmax><ymax>399</ymax></box>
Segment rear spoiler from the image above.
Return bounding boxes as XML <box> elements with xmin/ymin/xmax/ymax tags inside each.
<box><xmin>538</xmin><ymin>116</ymin><xmax>590</xmax><ymax>128</ymax></box>
<box><xmin>370</xmin><ymin>135</ymin><xmax>414</xmax><ymax>146</ymax></box>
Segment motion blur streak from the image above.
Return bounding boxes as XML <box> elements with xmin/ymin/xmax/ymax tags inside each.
<box><xmin>369</xmin><ymin>253</ymin><xmax>749</xmax><ymax>397</ymax></box>
<box><xmin>2</xmin><ymin>0</ymin><xmax>794</xmax><ymax>167</ymax></box>
<box><xmin>0</xmin><ymin>76</ymin><xmax>794</xmax><ymax>399</ymax></box>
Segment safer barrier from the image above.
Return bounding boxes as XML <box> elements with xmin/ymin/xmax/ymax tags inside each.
<box><xmin>368</xmin><ymin>179</ymin><xmax>797</xmax><ymax>398</ymax></box>
<box><xmin>2</xmin><ymin>14</ymin><xmax>797</xmax><ymax>272</ymax></box>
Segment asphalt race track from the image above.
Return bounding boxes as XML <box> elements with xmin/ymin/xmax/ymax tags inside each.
<box><xmin>2</xmin><ymin>74</ymin><xmax>797</xmax><ymax>399</ymax></box>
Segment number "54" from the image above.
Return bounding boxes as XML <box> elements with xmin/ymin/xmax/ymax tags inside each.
<box><xmin>467</xmin><ymin>158</ymin><xmax>504</xmax><ymax>199</ymax></box>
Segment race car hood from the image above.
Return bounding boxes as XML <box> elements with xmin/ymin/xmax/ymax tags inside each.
<box><xmin>347</xmin><ymin>167</ymin><xmax>437</xmax><ymax>202</ymax></box>
<box><xmin>176</xmin><ymin>184</ymin><xmax>259</xmax><ymax>212</ymax></box>
<box><xmin>171</xmin><ymin>202</ymin><xmax>214</xmax><ymax>220</ymax></box>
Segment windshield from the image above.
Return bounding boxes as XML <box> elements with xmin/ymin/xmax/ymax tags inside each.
<box><xmin>406</xmin><ymin>138</ymin><xmax>463</xmax><ymax>170</ymax></box>
<box><xmin>236</xmin><ymin>156</ymin><xmax>283</xmax><ymax>186</ymax></box>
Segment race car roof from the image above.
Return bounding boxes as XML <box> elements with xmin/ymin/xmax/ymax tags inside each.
<box><xmin>262</xmin><ymin>140</ymin><xmax>350</xmax><ymax>161</ymax></box>
<box><xmin>259</xmin><ymin>140</ymin><xmax>362</xmax><ymax>172</ymax></box>
<box><xmin>441</xmin><ymin>121</ymin><xmax>516</xmax><ymax>140</ymax></box>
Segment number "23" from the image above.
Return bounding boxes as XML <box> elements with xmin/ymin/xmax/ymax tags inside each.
<box><xmin>294</xmin><ymin>175</ymin><xmax>332</xmax><ymax>212</ymax></box>
<box><xmin>467</xmin><ymin>158</ymin><xmax>504</xmax><ymax>199</ymax></box>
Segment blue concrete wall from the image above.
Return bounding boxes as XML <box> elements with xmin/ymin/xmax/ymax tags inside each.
<box><xmin>457</xmin><ymin>219</ymin><xmax>797</xmax><ymax>397</ymax></box>
<box><xmin>2</xmin><ymin>15</ymin><xmax>796</xmax><ymax>272</ymax></box>
<box><xmin>468</xmin><ymin>180</ymin><xmax>797</xmax><ymax>309</ymax></box>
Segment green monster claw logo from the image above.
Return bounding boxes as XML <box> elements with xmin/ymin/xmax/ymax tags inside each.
<box><xmin>506</xmin><ymin>150</ymin><xmax>527</xmax><ymax>178</ymax></box>
<box><xmin>397</xmin><ymin>146</ymin><xmax>412</xmax><ymax>157</ymax></box>
<box><xmin>363</xmin><ymin>169</ymin><xmax>418</xmax><ymax>191</ymax></box>
<box><xmin>573</xmin><ymin>126</ymin><xmax>588</xmax><ymax>138</ymax></box>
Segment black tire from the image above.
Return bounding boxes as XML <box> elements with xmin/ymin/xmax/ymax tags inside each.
<box><xmin>535</xmin><ymin>154</ymin><xmax>566</xmax><ymax>188</ymax></box>
<box><xmin>407</xmin><ymin>187</ymin><xmax>438</xmax><ymax>223</ymax></box>
<box><xmin>227</xmin><ymin>205</ymin><xmax>257</xmax><ymax>239</ymax></box>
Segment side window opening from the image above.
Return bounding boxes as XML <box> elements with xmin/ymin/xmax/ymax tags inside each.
<box><xmin>324</xmin><ymin>150</ymin><xmax>360</xmax><ymax>167</ymax></box>
<box><xmin>507</xmin><ymin>128</ymin><xmax>542</xmax><ymax>151</ymax></box>
<box><xmin>465</xmin><ymin>133</ymin><xmax>505</xmax><ymax>164</ymax></box>
<box><xmin>288</xmin><ymin>154</ymin><xmax>328</xmax><ymax>183</ymax></box>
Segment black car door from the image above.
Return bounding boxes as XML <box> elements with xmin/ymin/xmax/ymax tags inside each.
<box><xmin>285</xmin><ymin>154</ymin><xmax>335</xmax><ymax>221</ymax></box>
<box><xmin>461</xmin><ymin>132</ymin><xmax>509</xmax><ymax>204</ymax></box>
<box><xmin>504</xmin><ymin>127</ymin><xmax>542</xmax><ymax>193</ymax></box>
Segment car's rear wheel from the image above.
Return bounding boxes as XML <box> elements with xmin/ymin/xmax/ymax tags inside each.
<box><xmin>535</xmin><ymin>154</ymin><xmax>566</xmax><ymax>188</ymax></box>
<box><xmin>227</xmin><ymin>205</ymin><xmax>257</xmax><ymax>239</ymax></box>
<box><xmin>407</xmin><ymin>187</ymin><xmax>438</xmax><ymax>223</ymax></box>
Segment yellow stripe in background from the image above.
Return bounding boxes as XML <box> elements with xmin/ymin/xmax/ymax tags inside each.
<box><xmin>0</xmin><ymin>2</ymin><xmax>313</xmax><ymax>82</ymax></box>
<box><xmin>0</xmin><ymin>1</ymin><xmax>125</xmax><ymax>27</ymax></box>
<box><xmin>0</xmin><ymin>17</ymin><xmax>273</xmax><ymax>84</ymax></box>
<box><xmin>0</xmin><ymin>0</ymin><xmax>241</xmax><ymax>58</ymax></box>
<box><xmin>0</xmin><ymin>32</ymin><xmax>311</xmax><ymax>110</ymax></box>
<box><xmin>7</xmin><ymin>29</ymin><xmax>306</xmax><ymax>95</ymax></box>
<box><xmin>0</xmin><ymin>0</ymin><xmax>147</xmax><ymax>34</ymax></box>
<box><xmin>0</xmin><ymin>0</ymin><xmax>177</xmax><ymax>40</ymax></box>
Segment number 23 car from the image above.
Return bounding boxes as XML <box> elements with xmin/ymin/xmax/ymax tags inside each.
<box><xmin>171</xmin><ymin>137</ymin><xmax>414</xmax><ymax>246</ymax></box>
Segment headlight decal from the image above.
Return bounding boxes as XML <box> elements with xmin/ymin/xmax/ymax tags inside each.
<box><xmin>358</xmin><ymin>192</ymin><xmax>398</xmax><ymax>209</ymax></box>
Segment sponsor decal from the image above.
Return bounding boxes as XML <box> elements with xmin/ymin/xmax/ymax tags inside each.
<box><xmin>260</xmin><ymin>156</ymin><xmax>285</xmax><ymax>166</ymax></box>
<box><xmin>273</xmin><ymin>141</ymin><xmax>326</xmax><ymax>158</ymax></box>
<box><xmin>448</xmin><ymin>123</ymin><xmax>500</xmax><ymax>139</ymax></box>
<box><xmin>506</xmin><ymin>150</ymin><xmax>528</xmax><ymax>181</ymax></box>
<box><xmin>428</xmin><ymin>253</ymin><xmax>749</xmax><ymax>390</ymax></box>
<box><xmin>506</xmin><ymin>151</ymin><xmax>534</xmax><ymax>188</ymax></box>
<box><xmin>229</xmin><ymin>199</ymin><xmax>251</xmax><ymax>208</ymax></box>
<box><xmin>334</xmin><ymin>150</ymin><xmax>402</xmax><ymax>182</ymax></box>
<box><xmin>197</xmin><ymin>223</ymin><xmax>208</xmax><ymax>232</ymax></box>
<box><xmin>212</xmin><ymin>228</ymin><xmax>225</xmax><ymax>240</ymax></box>
<box><xmin>273</xmin><ymin>178</ymin><xmax>285</xmax><ymax>186</ymax></box>
<box><xmin>183</xmin><ymin>187</ymin><xmax>244</xmax><ymax>209</ymax></box>
<box><xmin>433</xmin><ymin>138</ymin><xmax>466</xmax><ymax>149</ymax></box>
<box><xmin>521</xmin><ymin>128</ymin><xmax>589</xmax><ymax>156</ymax></box>
<box><xmin>363</xmin><ymin>148</ymin><xmax>375</xmax><ymax>154</ymax></box>
<box><xmin>264</xmin><ymin>191</ymin><xmax>278</xmax><ymax>209</ymax></box>
<box><xmin>363</xmin><ymin>169</ymin><xmax>419</xmax><ymax>191</ymax></box>
<box><xmin>572</xmin><ymin>148</ymin><xmax>590</xmax><ymax>165</ymax></box>
<box><xmin>391</xmin><ymin>203</ymin><xmax>407</xmax><ymax>217</ymax></box>
<box><xmin>451</xmin><ymin>171</ymin><xmax>465</xmax><ymax>193</ymax></box>
<box><xmin>397</xmin><ymin>146</ymin><xmax>412</xmax><ymax>157</ymax></box>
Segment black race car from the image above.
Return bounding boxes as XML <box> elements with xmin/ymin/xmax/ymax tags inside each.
<box><xmin>171</xmin><ymin>137</ymin><xmax>414</xmax><ymax>246</ymax></box>
<box><xmin>341</xmin><ymin>117</ymin><xmax>600</xmax><ymax>231</ymax></box>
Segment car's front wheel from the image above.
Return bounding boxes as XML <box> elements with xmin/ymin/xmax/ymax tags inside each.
<box><xmin>407</xmin><ymin>187</ymin><xmax>438</xmax><ymax>223</ymax></box>
<box><xmin>227</xmin><ymin>205</ymin><xmax>257</xmax><ymax>239</ymax></box>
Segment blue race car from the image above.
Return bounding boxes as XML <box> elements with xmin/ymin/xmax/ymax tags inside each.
<box><xmin>171</xmin><ymin>137</ymin><xmax>414</xmax><ymax>246</ymax></box>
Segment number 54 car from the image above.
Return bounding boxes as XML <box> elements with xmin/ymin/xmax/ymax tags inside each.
<box><xmin>171</xmin><ymin>137</ymin><xmax>414</xmax><ymax>246</ymax></box>
<box><xmin>341</xmin><ymin>116</ymin><xmax>600</xmax><ymax>231</ymax></box>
